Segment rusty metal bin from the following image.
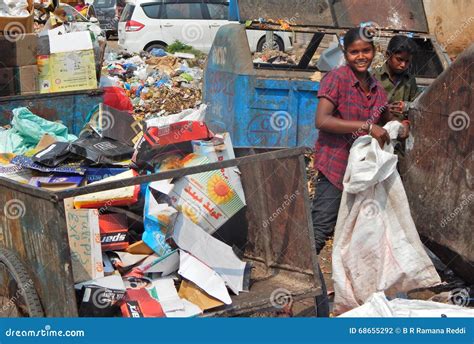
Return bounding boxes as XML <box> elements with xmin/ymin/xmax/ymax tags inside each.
<box><xmin>0</xmin><ymin>147</ymin><xmax>324</xmax><ymax>317</ymax></box>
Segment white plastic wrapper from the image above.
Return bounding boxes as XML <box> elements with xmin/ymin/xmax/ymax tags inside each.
<box><xmin>1</xmin><ymin>0</ymin><xmax>30</xmax><ymax>17</ymax></box>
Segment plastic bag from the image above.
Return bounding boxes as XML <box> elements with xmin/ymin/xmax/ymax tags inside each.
<box><xmin>2</xmin><ymin>0</ymin><xmax>29</xmax><ymax>17</ymax></box>
<box><xmin>332</xmin><ymin>121</ymin><xmax>441</xmax><ymax>314</ymax></box>
<box><xmin>0</xmin><ymin>108</ymin><xmax>77</xmax><ymax>154</ymax></box>
<box><xmin>11</xmin><ymin>108</ymin><xmax>76</xmax><ymax>146</ymax></box>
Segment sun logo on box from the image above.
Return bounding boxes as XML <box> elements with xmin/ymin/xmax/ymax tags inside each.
<box><xmin>179</xmin><ymin>204</ymin><xmax>201</xmax><ymax>224</ymax></box>
<box><xmin>207</xmin><ymin>175</ymin><xmax>234</xmax><ymax>205</ymax></box>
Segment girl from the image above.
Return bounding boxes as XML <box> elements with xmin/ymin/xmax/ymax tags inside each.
<box><xmin>312</xmin><ymin>27</ymin><xmax>400</xmax><ymax>254</ymax></box>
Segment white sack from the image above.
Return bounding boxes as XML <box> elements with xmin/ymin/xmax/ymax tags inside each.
<box><xmin>340</xmin><ymin>292</ymin><xmax>474</xmax><ymax>317</ymax></box>
<box><xmin>332</xmin><ymin>121</ymin><xmax>441</xmax><ymax>314</ymax></box>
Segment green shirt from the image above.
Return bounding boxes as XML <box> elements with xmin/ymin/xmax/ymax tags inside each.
<box><xmin>373</xmin><ymin>63</ymin><xmax>420</xmax><ymax>103</ymax></box>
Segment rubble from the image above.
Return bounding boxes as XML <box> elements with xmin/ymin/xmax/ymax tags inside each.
<box><xmin>103</xmin><ymin>51</ymin><xmax>205</xmax><ymax>118</ymax></box>
<box><xmin>253</xmin><ymin>49</ymin><xmax>297</xmax><ymax>64</ymax></box>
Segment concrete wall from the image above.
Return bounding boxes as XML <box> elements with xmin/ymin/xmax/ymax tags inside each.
<box><xmin>424</xmin><ymin>0</ymin><xmax>474</xmax><ymax>57</ymax></box>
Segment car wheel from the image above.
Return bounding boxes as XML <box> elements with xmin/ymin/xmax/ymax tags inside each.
<box><xmin>257</xmin><ymin>35</ymin><xmax>285</xmax><ymax>52</ymax></box>
<box><xmin>145</xmin><ymin>43</ymin><xmax>167</xmax><ymax>53</ymax></box>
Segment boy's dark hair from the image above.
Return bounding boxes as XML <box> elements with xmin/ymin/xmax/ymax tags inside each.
<box><xmin>343</xmin><ymin>27</ymin><xmax>375</xmax><ymax>51</ymax></box>
<box><xmin>386</xmin><ymin>35</ymin><xmax>417</xmax><ymax>55</ymax></box>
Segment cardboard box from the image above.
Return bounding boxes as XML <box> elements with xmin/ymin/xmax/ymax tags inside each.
<box><xmin>15</xmin><ymin>65</ymin><xmax>38</xmax><ymax>94</ymax></box>
<box><xmin>0</xmin><ymin>0</ymin><xmax>34</xmax><ymax>34</ymax></box>
<box><xmin>99</xmin><ymin>214</ymin><xmax>129</xmax><ymax>251</ymax></box>
<box><xmin>38</xmin><ymin>50</ymin><xmax>97</xmax><ymax>94</ymax></box>
<box><xmin>0</xmin><ymin>65</ymin><xmax>38</xmax><ymax>96</ymax></box>
<box><xmin>0</xmin><ymin>67</ymin><xmax>15</xmax><ymax>96</ymax></box>
<box><xmin>65</xmin><ymin>208</ymin><xmax>104</xmax><ymax>283</ymax></box>
<box><xmin>0</xmin><ymin>34</ymin><xmax>37</xmax><ymax>67</ymax></box>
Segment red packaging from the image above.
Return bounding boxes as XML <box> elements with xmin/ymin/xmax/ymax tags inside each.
<box><xmin>120</xmin><ymin>289</ymin><xmax>165</xmax><ymax>318</ymax></box>
<box><xmin>144</xmin><ymin>121</ymin><xmax>213</xmax><ymax>147</ymax></box>
<box><xmin>99</xmin><ymin>214</ymin><xmax>129</xmax><ymax>251</ymax></box>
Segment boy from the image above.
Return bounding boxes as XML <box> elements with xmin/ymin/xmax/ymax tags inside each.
<box><xmin>374</xmin><ymin>35</ymin><xmax>420</xmax><ymax>120</ymax></box>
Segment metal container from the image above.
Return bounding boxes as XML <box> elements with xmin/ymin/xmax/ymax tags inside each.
<box><xmin>0</xmin><ymin>90</ymin><xmax>104</xmax><ymax>136</ymax></box>
<box><xmin>0</xmin><ymin>147</ymin><xmax>324</xmax><ymax>317</ymax></box>
<box><xmin>403</xmin><ymin>44</ymin><xmax>473</xmax><ymax>284</ymax></box>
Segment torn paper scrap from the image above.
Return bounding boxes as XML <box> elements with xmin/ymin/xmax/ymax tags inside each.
<box><xmin>178</xmin><ymin>250</ymin><xmax>232</xmax><ymax>304</ymax></box>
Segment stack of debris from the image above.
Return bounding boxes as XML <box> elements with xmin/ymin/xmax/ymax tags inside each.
<box><xmin>0</xmin><ymin>103</ymin><xmax>250</xmax><ymax>318</ymax></box>
<box><xmin>253</xmin><ymin>49</ymin><xmax>297</xmax><ymax>65</ymax></box>
<box><xmin>103</xmin><ymin>51</ymin><xmax>205</xmax><ymax>118</ymax></box>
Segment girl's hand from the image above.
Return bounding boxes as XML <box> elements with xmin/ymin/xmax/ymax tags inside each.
<box><xmin>370</xmin><ymin>124</ymin><xmax>391</xmax><ymax>148</ymax></box>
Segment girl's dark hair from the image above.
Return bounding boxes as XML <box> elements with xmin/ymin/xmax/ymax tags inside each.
<box><xmin>343</xmin><ymin>27</ymin><xmax>375</xmax><ymax>51</ymax></box>
<box><xmin>387</xmin><ymin>35</ymin><xmax>417</xmax><ymax>55</ymax></box>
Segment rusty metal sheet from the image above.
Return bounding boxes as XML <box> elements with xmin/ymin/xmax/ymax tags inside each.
<box><xmin>0</xmin><ymin>147</ymin><xmax>321</xmax><ymax>316</ymax></box>
<box><xmin>0</xmin><ymin>191</ymin><xmax>78</xmax><ymax>316</ymax></box>
<box><xmin>403</xmin><ymin>44</ymin><xmax>473</xmax><ymax>284</ymax></box>
<box><xmin>237</xmin><ymin>0</ymin><xmax>335</xmax><ymax>27</ymax></box>
<box><xmin>332</xmin><ymin>0</ymin><xmax>429</xmax><ymax>32</ymax></box>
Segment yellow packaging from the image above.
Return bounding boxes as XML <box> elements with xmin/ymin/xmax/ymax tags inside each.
<box><xmin>37</xmin><ymin>55</ymin><xmax>51</xmax><ymax>94</ymax></box>
<box><xmin>38</xmin><ymin>50</ymin><xmax>97</xmax><ymax>93</ymax></box>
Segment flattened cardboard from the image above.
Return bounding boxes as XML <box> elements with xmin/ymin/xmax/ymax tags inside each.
<box><xmin>0</xmin><ymin>34</ymin><xmax>37</xmax><ymax>67</ymax></box>
<box><xmin>178</xmin><ymin>279</ymin><xmax>224</xmax><ymax>311</ymax></box>
<box><xmin>66</xmin><ymin>208</ymin><xmax>104</xmax><ymax>283</ymax></box>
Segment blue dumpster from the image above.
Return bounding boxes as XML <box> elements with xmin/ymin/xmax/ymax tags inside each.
<box><xmin>203</xmin><ymin>0</ymin><xmax>447</xmax><ymax>149</ymax></box>
<box><xmin>0</xmin><ymin>89</ymin><xmax>104</xmax><ymax>136</ymax></box>
<box><xmin>203</xmin><ymin>23</ymin><xmax>321</xmax><ymax>149</ymax></box>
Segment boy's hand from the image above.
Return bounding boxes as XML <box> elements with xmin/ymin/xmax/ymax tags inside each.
<box><xmin>388</xmin><ymin>101</ymin><xmax>405</xmax><ymax>118</ymax></box>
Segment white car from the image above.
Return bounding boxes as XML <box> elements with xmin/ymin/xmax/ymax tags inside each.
<box><xmin>118</xmin><ymin>0</ymin><xmax>292</xmax><ymax>53</ymax></box>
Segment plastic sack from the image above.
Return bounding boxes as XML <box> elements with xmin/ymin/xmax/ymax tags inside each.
<box><xmin>0</xmin><ymin>108</ymin><xmax>77</xmax><ymax>154</ymax></box>
<box><xmin>340</xmin><ymin>292</ymin><xmax>474</xmax><ymax>317</ymax></box>
<box><xmin>332</xmin><ymin>121</ymin><xmax>441</xmax><ymax>314</ymax></box>
<box><xmin>2</xmin><ymin>0</ymin><xmax>29</xmax><ymax>17</ymax></box>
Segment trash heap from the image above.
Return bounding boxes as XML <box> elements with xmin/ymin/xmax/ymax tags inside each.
<box><xmin>0</xmin><ymin>103</ymin><xmax>250</xmax><ymax>318</ymax></box>
<box><xmin>103</xmin><ymin>50</ymin><xmax>205</xmax><ymax>118</ymax></box>
<box><xmin>253</xmin><ymin>49</ymin><xmax>297</xmax><ymax>65</ymax></box>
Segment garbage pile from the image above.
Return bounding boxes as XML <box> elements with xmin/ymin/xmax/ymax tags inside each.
<box><xmin>253</xmin><ymin>49</ymin><xmax>297</xmax><ymax>65</ymax></box>
<box><xmin>0</xmin><ymin>104</ymin><xmax>249</xmax><ymax>318</ymax></box>
<box><xmin>103</xmin><ymin>50</ymin><xmax>205</xmax><ymax>118</ymax></box>
<box><xmin>0</xmin><ymin>0</ymin><xmax>30</xmax><ymax>16</ymax></box>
